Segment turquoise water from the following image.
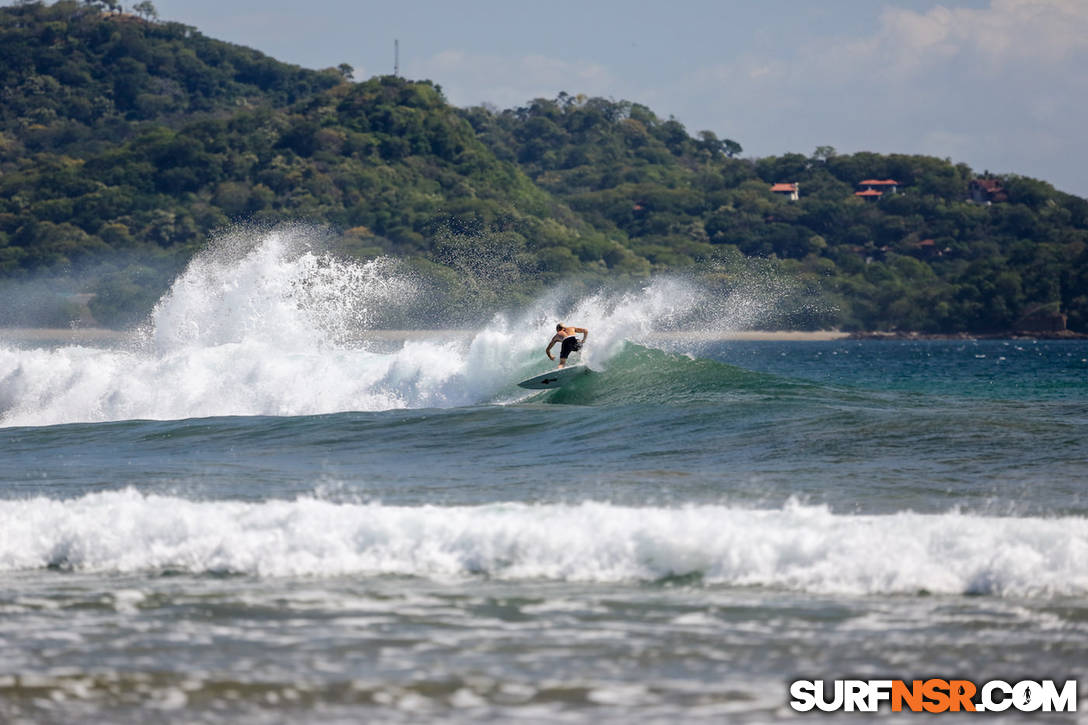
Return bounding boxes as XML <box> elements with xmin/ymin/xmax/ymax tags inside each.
<box><xmin>1</xmin><ymin>232</ymin><xmax>1086</xmax><ymax>722</ymax></box>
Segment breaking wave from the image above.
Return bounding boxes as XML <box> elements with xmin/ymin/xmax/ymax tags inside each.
<box><xmin>0</xmin><ymin>226</ymin><xmax>788</xmax><ymax>427</ymax></box>
<box><xmin>2</xmin><ymin>490</ymin><xmax>1085</xmax><ymax>598</ymax></box>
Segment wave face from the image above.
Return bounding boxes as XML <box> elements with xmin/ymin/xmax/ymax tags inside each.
<box><xmin>0</xmin><ymin>228</ymin><xmax>782</xmax><ymax>427</ymax></box>
<box><xmin>2</xmin><ymin>490</ymin><xmax>1085</xmax><ymax>597</ymax></box>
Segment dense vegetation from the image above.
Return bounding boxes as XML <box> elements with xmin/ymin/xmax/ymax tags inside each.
<box><xmin>3</xmin><ymin>1</ymin><xmax>1088</xmax><ymax>332</ymax></box>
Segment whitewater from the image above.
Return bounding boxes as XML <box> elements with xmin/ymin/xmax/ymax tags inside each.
<box><xmin>1</xmin><ymin>228</ymin><xmax>1086</xmax><ymax>723</ymax></box>
<box><xmin>3</xmin><ymin>491</ymin><xmax>1086</xmax><ymax>598</ymax></box>
<box><xmin>0</xmin><ymin>227</ymin><xmax>775</xmax><ymax>426</ymax></box>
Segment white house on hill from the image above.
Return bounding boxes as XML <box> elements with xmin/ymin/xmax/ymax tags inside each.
<box><xmin>770</xmin><ymin>182</ymin><xmax>799</xmax><ymax>201</ymax></box>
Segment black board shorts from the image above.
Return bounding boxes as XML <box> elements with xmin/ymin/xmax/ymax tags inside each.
<box><xmin>560</xmin><ymin>336</ymin><xmax>582</xmax><ymax>358</ymax></box>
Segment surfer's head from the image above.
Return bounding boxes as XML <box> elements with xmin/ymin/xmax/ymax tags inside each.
<box><xmin>556</xmin><ymin>323</ymin><xmax>564</xmax><ymax>331</ymax></box>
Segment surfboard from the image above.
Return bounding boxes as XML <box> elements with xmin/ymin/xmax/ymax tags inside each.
<box><xmin>516</xmin><ymin>364</ymin><xmax>590</xmax><ymax>389</ymax></box>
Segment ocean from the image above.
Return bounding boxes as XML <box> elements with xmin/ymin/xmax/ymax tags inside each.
<box><xmin>1</xmin><ymin>230</ymin><xmax>1086</xmax><ymax>723</ymax></box>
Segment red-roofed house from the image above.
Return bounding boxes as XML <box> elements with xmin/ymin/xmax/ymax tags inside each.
<box><xmin>969</xmin><ymin>178</ymin><xmax>1007</xmax><ymax>204</ymax></box>
<box><xmin>912</xmin><ymin>238</ymin><xmax>948</xmax><ymax>259</ymax></box>
<box><xmin>856</xmin><ymin>179</ymin><xmax>900</xmax><ymax>195</ymax></box>
<box><xmin>770</xmin><ymin>182</ymin><xmax>799</xmax><ymax>201</ymax></box>
<box><xmin>854</xmin><ymin>189</ymin><xmax>883</xmax><ymax>201</ymax></box>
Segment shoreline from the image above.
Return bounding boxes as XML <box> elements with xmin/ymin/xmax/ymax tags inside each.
<box><xmin>2</xmin><ymin>327</ymin><xmax>1085</xmax><ymax>345</ymax></box>
<box><xmin>845</xmin><ymin>329</ymin><xmax>1088</xmax><ymax>341</ymax></box>
<box><xmin>0</xmin><ymin>327</ymin><xmax>133</xmax><ymax>343</ymax></box>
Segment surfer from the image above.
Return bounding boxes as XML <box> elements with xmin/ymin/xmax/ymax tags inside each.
<box><xmin>546</xmin><ymin>323</ymin><xmax>588</xmax><ymax>368</ymax></box>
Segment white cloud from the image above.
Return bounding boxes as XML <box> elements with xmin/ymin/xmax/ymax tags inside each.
<box><xmin>768</xmin><ymin>0</ymin><xmax>1088</xmax><ymax>85</ymax></box>
<box><xmin>874</xmin><ymin>0</ymin><xmax>1088</xmax><ymax>70</ymax></box>
<box><xmin>675</xmin><ymin>0</ymin><xmax>1088</xmax><ymax>195</ymax></box>
<box><xmin>398</xmin><ymin>1</ymin><xmax>1087</xmax><ymax>195</ymax></box>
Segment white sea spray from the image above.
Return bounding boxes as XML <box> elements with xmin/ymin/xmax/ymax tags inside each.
<box><xmin>0</xmin><ymin>227</ymin><xmax>785</xmax><ymax>427</ymax></box>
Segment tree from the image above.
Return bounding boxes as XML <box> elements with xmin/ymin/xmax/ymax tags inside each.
<box><xmin>697</xmin><ymin>130</ymin><xmax>722</xmax><ymax>156</ymax></box>
<box><xmin>695</xmin><ymin>130</ymin><xmax>742</xmax><ymax>158</ymax></box>
<box><xmin>133</xmin><ymin>1</ymin><xmax>159</xmax><ymax>21</ymax></box>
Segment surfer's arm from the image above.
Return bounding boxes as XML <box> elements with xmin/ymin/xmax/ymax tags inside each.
<box><xmin>545</xmin><ymin>337</ymin><xmax>558</xmax><ymax>360</ymax></box>
<box><xmin>575</xmin><ymin>327</ymin><xmax>588</xmax><ymax>342</ymax></box>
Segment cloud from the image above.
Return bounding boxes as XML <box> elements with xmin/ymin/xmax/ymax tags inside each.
<box><xmin>868</xmin><ymin>0</ymin><xmax>1088</xmax><ymax>73</ymax></box>
<box><xmin>400</xmin><ymin>1</ymin><xmax>1088</xmax><ymax>195</ymax></box>
<box><xmin>675</xmin><ymin>0</ymin><xmax>1088</xmax><ymax>195</ymax></box>
<box><xmin>753</xmin><ymin>0</ymin><xmax>1088</xmax><ymax>88</ymax></box>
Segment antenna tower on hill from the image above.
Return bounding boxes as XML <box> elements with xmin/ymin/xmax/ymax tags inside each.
<box><xmin>394</xmin><ymin>39</ymin><xmax>399</xmax><ymax>77</ymax></box>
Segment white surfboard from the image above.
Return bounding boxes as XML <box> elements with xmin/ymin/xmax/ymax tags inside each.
<box><xmin>516</xmin><ymin>364</ymin><xmax>590</xmax><ymax>389</ymax></box>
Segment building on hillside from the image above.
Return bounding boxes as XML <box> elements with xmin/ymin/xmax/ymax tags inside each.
<box><xmin>856</xmin><ymin>179</ymin><xmax>900</xmax><ymax>196</ymax></box>
<box><xmin>969</xmin><ymin>178</ymin><xmax>1007</xmax><ymax>204</ymax></box>
<box><xmin>904</xmin><ymin>238</ymin><xmax>950</xmax><ymax>259</ymax></box>
<box><xmin>854</xmin><ymin>189</ymin><xmax>883</xmax><ymax>202</ymax></box>
<box><xmin>770</xmin><ymin>182</ymin><xmax>799</xmax><ymax>201</ymax></box>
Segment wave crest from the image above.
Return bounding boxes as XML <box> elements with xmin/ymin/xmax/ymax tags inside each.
<box><xmin>1</xmin><ymin>227</ymin><xmax>789</xmax><ymax>426</ymax></box>
<box><xmin>3</xmin><ymin>490</ymin><xmax>1085</xmax><ymax>597</ymax></box>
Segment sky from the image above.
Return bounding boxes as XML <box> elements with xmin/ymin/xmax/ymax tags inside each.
<box><xmin>67</xmin><ymin>1</ymin><xmax>1088</xmax><ymax>196</ymax></box>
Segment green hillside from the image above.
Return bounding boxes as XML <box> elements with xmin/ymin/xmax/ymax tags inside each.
<box><xmin>3</xmin><ymin>1</ymin><xmax>1088</xmax><ymax>333</ymax></box>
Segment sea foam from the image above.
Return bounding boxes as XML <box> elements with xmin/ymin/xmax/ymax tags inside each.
<box><xmin>2</xmin><ymin>490</ymin><xmax>1084</xmax><ymax>598</ymax></box>
<box><xmin>0</xmin><ymin>227</ymin><xmax>769</xmax><ymax>427</ymax></box>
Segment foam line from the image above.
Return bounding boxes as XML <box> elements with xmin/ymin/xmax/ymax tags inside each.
<box><xmin>2</xmin><ymin>491</ymin><xmax>1084</xmax><ymax>597</ymax></box>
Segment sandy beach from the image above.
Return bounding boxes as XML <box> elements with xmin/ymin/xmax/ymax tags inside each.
<box><xmin>0</xmin><ymin>328</ymin><xmax>132</xmax><ymax>345</ymax></box>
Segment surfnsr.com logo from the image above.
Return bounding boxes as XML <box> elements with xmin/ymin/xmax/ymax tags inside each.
<box><xmin>789</xmin><ymin>679</ymin><xmax>1078</xmax><ymax>713</ymax></box>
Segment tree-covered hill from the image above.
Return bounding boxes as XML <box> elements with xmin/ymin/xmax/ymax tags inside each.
<box><xmin>2</xmin><ymin>0</ymin><xmax>1088</xmax><ymax>333</ymax></box>
<box><xmin>0</xmin><ymin>0</ymin><xmax>341</xmax><ymax>152</ymax></box>
<box><xmin>464</xmin><ymin>98</ymin><xmax>1088</xmax><ymax>332</ymax></box>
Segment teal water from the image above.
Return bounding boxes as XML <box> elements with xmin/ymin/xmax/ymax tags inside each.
<box><xmin>1</xmin><ymin>233</ymin><xmax>1086</xmax><ymax>723</ymax></box>
<box><xmin>5</xmin><ymin>340</ymin><xmax>1084</xmax><ymax>515</ymax></box>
